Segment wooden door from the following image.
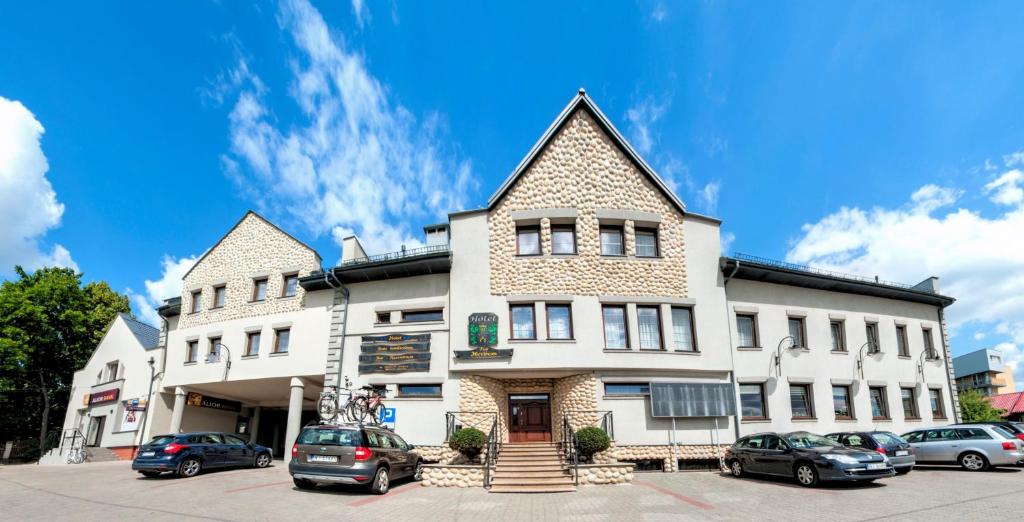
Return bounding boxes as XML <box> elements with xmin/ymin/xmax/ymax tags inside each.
<box><xmin>508</xmin><ymin>395</ymin><xmax>551</xmax><ymax>442</ymax></box>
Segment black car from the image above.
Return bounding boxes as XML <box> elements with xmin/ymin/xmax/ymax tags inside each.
<box><xmin>827</xmin><ymin>431</ymin><xmax>916</xmax><ymax>474</ymax></box>
<box><xmin>132</xmin><ymin>432</ymin><xmax>273</xmax><ymax>478</ymax></box>
<box><xmin>725</xmin><ymin>431</ymin><xmax>895</xmax><ymax>487</ymax></box>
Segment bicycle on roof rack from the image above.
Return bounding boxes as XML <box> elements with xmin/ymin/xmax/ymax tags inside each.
<box><xmin>317</xmin><ymin>377</ymin><xmax>388</xmax><ymax>425</ymax></box>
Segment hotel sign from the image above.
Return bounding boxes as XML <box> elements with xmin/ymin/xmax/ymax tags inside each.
<box><xmin>186</xmin><ymin>392</ymin><xmax>242</xmax><ymax>412</ymax></box>
<box><xmin>358</xmin><ymin>334</ymin><xmax>431</xmax><ymax>374</ymax></box>
<box><xmin>456</xmin><ymin>313</ymin><xmax>513</xmax><ymax>360</ymax></box>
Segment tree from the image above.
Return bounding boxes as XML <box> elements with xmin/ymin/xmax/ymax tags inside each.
<box><xmin>958</xmin><ymin>389</ymin><xmax>1006</xmax><ymax>422</ymax></box>
<box><xmin>0</xmin><ymin>266</ymin><xmax>130</xmax><ymax>456</ymax></box>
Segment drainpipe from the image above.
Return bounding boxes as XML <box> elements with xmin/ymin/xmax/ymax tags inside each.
<box><xmin>323</xmin><ymin>270</ymin><xmax>350</xmax><ymax>392</ymax></box>
<box><xmin>938</xmin><ymin>306</ymin><xmax>960</xmax><ymax>423</ymax></box>
<box><xmin>721</xmin><ymin>259</ymin><xmax>742</xmax><ymax>441</ymax></box>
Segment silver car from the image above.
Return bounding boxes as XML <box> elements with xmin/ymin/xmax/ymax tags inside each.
<box><xmin>902</xmin><ymin>424</ymin><xmax>1024</xmax><ymax>471</ymax></box>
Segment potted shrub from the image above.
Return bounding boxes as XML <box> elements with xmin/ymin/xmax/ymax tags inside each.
<box><xmin>575</xmin><ymin>426</ymin><xmax>611</xmax><ymax>462</ymax></box>
<box><xmin>448</xmin><ymin>427</ymin><xmax>487</xmax><ymax>463</ymax></box>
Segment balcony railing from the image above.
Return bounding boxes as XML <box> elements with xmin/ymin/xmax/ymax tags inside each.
<box><xmin>732</xmin><ymin>253</ymin><xmax>915</xmax><ymax>290</ymax></box>
<box><xmin>340</xmin><ymin>243</ymin><xmax>450</xmax><ymax>268</ymax></box>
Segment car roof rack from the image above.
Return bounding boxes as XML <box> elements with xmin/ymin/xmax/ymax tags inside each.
<box><xmin>302</xmin><ymin>420</ymin><xmax>394</xmax><ymax>432</ymax></box>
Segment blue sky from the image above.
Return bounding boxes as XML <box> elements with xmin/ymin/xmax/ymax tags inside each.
<box><xmin>2</xmin><ymin>1</ymin><xmax>1024</xmax><ymax>387</ymax></box>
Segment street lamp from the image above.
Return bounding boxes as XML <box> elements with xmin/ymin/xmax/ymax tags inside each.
<box><xmin>856</xmin><ymin>341</ymin><xmax>879</xmax><ymax>380</ymax></box>
<box><xmin>775</xmin><ymin>336</ymin><xmax>799</xmax><ymax>376</ymax></box>
<box><xmin>917</xmin><ymin>347</ymin><xmax>941</xmax><ymax>382</ymax></box>
<box><xmin>134</xmin><ymin>356</ymin><xmax>159</xmax><ymax>458</ymax></box>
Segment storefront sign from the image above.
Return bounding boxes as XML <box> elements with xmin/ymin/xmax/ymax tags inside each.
<box><xmin>88</xmin><ymin>388</ymin><xmax>119</xmax><ymax>405</ymax></box>
<box><xmin>468</xmin><ymin>313</ymin><xmax>499</xmax><ymax>347</ymax></box>
<box><xmin>359</xmin><ymin>333</ymin><xmax>431</xmax><ymax>374</ymax></box>
<box><xmin>186</xmin><ymin>392</ymin><xmax>242</xmax><ymax>412</ymax></box>
<box><xmin>454</xmin><ymin>346</ymin><xmax>514</xmax><ymax>360</ymax></box>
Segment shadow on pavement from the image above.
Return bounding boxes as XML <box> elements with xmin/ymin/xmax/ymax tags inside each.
<box><xmin>716</xmin><ymin>471</ymin><xmax>888</xmax><ymax>490</ymax></box>
<box><xmin>911</xmin><ymin>465</ymin><xmax>1022</xmax><ymax>473</ymax></box>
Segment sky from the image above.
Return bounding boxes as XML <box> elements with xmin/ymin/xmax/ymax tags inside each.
<box><xmin>2</xmin><ymin>1</ymin><xmax>1024</xmax><ymax>389</ymax></box>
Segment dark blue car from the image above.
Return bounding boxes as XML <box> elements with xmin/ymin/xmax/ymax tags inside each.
<box><xmin>132</xmin><ymin>432</ymin><xmax>273</xmax><ymax>478</ymax></box>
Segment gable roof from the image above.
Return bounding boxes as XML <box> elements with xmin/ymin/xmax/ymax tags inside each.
<box><xmin>988</xmin><ymin>391</ymin><xmax>1024</xmax><ymax>416</ymax></box>
<box><xmin>181</xmin><ymin>210</ymin><xmax>322</xmax><ymax>281</ymax></box>
<box><xmin>119</xmin><ymin>313</ymin><xmax>160</xmax><ymax>350</ymax></box>
<box><xmin>487</xmin><ymin>89</ymin><xmax>687</xmax><ymax>214</ymax></box>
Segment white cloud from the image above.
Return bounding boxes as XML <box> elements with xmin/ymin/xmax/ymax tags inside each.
<box><xmin>625</xmin><ymin>94</ymin><xmax>670</xmax><ymax>156</ymax></box>
<box><xmin>0</xmin><ymin>96</ymin><xmax>77</xmax><ymax>276</ymax></box>
<box><xmin>651</xmin><ymin>2</ymin><xmax>667</xmax><ymax>22</ymax></box>
<box><xmin>1003</xmin><ymin>150</ymin><xmax>1024</xmax><ymax>167</ymax></box>
<box><xmin>786</xmin><ymin>160</ymin><xmax>1024</xmax><ymax>390</ymax></box>
<box><xmin>984</xmin><ymin>169</ymin><xmax>1024</xmax><ymax>206</ymax></box>
<box><xmin>699</xmin><ymin>181</ymin><xmax>720</xmax><ymax>214</ymax></box>
<box><xmin>351</xmin><ymin>0</ymin><xmax>369</xmax><ymax>27</ymax></box>
<box><xmin>974</xmin><ymin>332</ymin><xmax>986</xmax><ymax>341</ymax></box>
<box><xmin>129</xmin><ymin>255</ymin><xmax>198</xmax><ymax>326</ymax></box>
<box><xmin>720</xmin><ymin>232</ymin><xmax>736</xmax><ymax>255</ymax></box>
<box><xmin>216</xmin><ymin>0</ymin><xmax>476</xmax><ymax>259</ymax></box>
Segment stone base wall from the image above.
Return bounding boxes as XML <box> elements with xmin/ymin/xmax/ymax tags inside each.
<box><xmin>576</xmin><ymin>463</ymin><xmax>635</xmax><ymax>485</ymax></box>
<box><xmin>420</xmin><ymin>464</ymin><xmax>485</xmax><ymax>488</ymax></box>
<box><xmin>594</xmin><ymin>444</ymin><xmax>727</xmax><ymax>472</ymax></box>
<box><xmin>412</xmin><ymin>445</ymin><xmax>458</xmax><ymax>464</ymax></box>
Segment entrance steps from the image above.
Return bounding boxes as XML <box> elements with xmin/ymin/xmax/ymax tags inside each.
<box><xmin>37</xmin><ymin>446</ymin><xmax>123</xmax><ymax>465</ymax></box>
<box><xmin>489</xmin><ymin>443</ymin><xmax>575</xmax><ymax>493</ymax></box>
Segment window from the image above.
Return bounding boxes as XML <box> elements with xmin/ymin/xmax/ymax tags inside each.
<box><xmin>402</xmin><ymin>309</ymin><xmax>444</xmax><ymax>323</ymax></box>
<box><xmin>273</xmin><ymin>328</ymin><xmax>290</xmax><ymax>353</ymax></box>
<box><xmin>224</xmin><ymin>434</ymin><xmax>247</xmax><ymax>446</ymax></box>
<box><xmin>602</xmin><ymin>305</ymin><xmax>628</xmax><ymax>349</ymax></box>
<box><xmin>208</xmin><ymin>337</ymin><xmax>222</xmax><ymax>358</ymax></box>
<box><xmin>923</xmin><ymin>429</ymin><xmax>957</xmax><ymax>442</ymax></box>
<box><xmin>104</xmin><ymin>361</ymin><xmax>119</xmax><ymax>382</ymax></box>
<box><xmin>790</xmin><ymin>383</ymin><xmax>814</xmax><ymax>419</ymax></box>
<box><xmin>397</xmin><ymin>384</ymin><xmax>442</xmax><ymax>397</ymax></box>
<box><xmin>901</xmin><ymin>387</ymin><xmax>919</xmax><ymax>419</ymax></box>
<box><xmin>510</xmin><ymin>304</ymin><xmax>536</xmax><ymax>340</ymax></box>
<box><xmin>736</xmin><ymin>314</ymin><xmax>758</xmax><ymax>348</ymax></box>
<box><xmin>866</xmin><ymin>322</ymin><xmax>880</xmax><ymax>353</ymax></box>
<box><xmin>282</xmin><ymin>273</ymin><xmax>299</xmax><ymax>297</ymax></box>
<box><xmin>634</xmin><ymin>227</ymin><xmax>659</xmax><ymax>257</ymax></box>
<box><xmin>212</xmin><ymin>285</ymin><xmax>226</xmax><ymax>308</ymax></box>
<box><xmin>832</xmin><ymin>385</ymin><xmax>853</xmax><ymax>420</ymax></box>
<box><xmin>830</xmin><ymin>321</ymin><xmax>846</xmax><ymax>352</ymax></box>
<box><xmin>190</xmin><ymin>290</ymin><xmax>202</xmax><ymax>313</ymax></box>
<box><xmin>515</xmin><ymin>225</ymin><xmax>540</xmax><ymax>255</ymax></box>
<box><xmin>671</xmin><ymin>307</ymin><xmax>696</xmax><ymax>352</ymax></box>
<box><xmin>604</xmin><ymin>383</ymin><xmax>650</xmax><ymax>396</ymax></box>
<box><xmin>929</xmin><ymin>388</ymin><xmax>945</xmax><ymax>418</ymax></box>
<box><xmin>955</xmin><ymin>428</ymin><xmax>992</xmax><ymax>440</ymax></box>
<box><xmin>551</xmin><ymin>225</ymin><xmax>576</xmax><ymax>254</ymax></box>
<box><xmin>788</xmin><ymin>317</ymin><xmax>806</xmax><ymax>348</ymax></box>
<box><xmin>740</xmin><ymin>383</ymin><xmax>768</xmax><ymax>420</ymax></box>
<box><xmin>896</xmin><ymin>325</ymin><xmax>909</xmax><ymax>357</ymax></box>
<box><xmin>545</xmin><ymin>304</ymin><xmax>573</xmax><ymax>340</ymax></box>
<box><xmin>637</xmin><ymin>306</ymin><xmax>663</xmax><ymax>350</ymax></box>
<box><xmin>186</xmin><ymin>340</ymin><xmax>198</xmax><ymax>363</ymax></box>
<box><xmin>599</xmin><ymin>226</ymin><xmax>625</xmax><ymax>256</ymax></box>
<box><xmin>922</xmin><ymin>328</ymin><xmax>937</xmax><ymax>359</ymax></box>
<box><xmin>252</xmin><ymin>277</ymin><xmax>268</xmax><ymax>301</ymax></box>
<box><xmin>764</xmin><ymin>435</ymin><xmax>786</xmax><ymax>450</ymax></box>
<box><xmin>903</xmin><ymin>431</ymin><xmax>923</xmax><ymax>443</ymax></box>
<box><xmin>245</xmin><ymin>331</ymin><xmax>261</xmax><ymax>357</ymax></box>
<box><xmin>869</xmin><ymin>386</ymin><xmax>889</xmax><ymax>419</ymax></box>
<box><xmin>990</xmin><ymin>354</ymin><xmax>1002</xmax><ymax>365</ymax></box>
<box><xmin>375</xmin><ymin>311</ymin><xmax>391</xmax><ymax>324</ymax></box>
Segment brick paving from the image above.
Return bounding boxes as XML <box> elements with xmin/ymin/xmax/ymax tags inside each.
<box><xmin>2</xmin><ymin>461</ymin><xmax>1023</xmax><ymax>521</ymax></box>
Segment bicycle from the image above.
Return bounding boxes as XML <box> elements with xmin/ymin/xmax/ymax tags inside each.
<box><xmin>66</xmin><ymin>446</ymin><xmax>87</xmax><ymax>464</ymax></box>
<box><xmin>345</xmin><ymin>385</ymin><xmax>387</xmax><ymax>424</ymax></box>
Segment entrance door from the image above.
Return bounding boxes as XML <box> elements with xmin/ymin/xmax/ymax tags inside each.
<box><xmin>86</xmin><ymin>416</ymin><xmax>105</xmax><ymax>447</ymax></box>
<box><xmin>508</xmin><ymin>394</ymin><xmax>551</xmax><ymax>443</ymax></box>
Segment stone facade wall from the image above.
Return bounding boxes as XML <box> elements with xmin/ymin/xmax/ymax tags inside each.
<box><xmin>420</xmin><ymin>465</ymin><xmax>485</xmax><ymax>488</ymax></box>
<box><xmin>576</xmin><ymin>463</ymin><xmax>635</xmax><ymax>485</ymax></box>
<box><xmin>594</xmin><ymin>444</ymin><xmax>727</xmax><ymax>472</ymax></box>
<box><xmin>488</xmin><ymin>109</ymin><xmax>687</xmax><ymax>297</ymax></box>
<box><xmin>412</xmin><ymin>445</ymin><xmax>458</xmax><ymax>464</ymax></box>
<box><xmin>551</xmin><ymin>373</ymin><xmax>598</xmax><ymax>441</ymax></box>
<box><xmin>179</xmin><ymin>212</ymin><xmax>321</xmax><ymax>329</ymax></box>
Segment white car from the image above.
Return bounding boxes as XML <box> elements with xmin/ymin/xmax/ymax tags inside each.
<box><xmin>902</xmin><ymin>424</ymin><xmax>1024</xmax><ymax>471</ymax></box>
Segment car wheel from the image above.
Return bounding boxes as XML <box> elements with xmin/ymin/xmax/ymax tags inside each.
<box><xmin>959</xmin><ymin>452</ymin><xmax>989</xmax><ymax>472</ymax></box>
<box><xmin>413</xmin><ymin>460</ymin><xmax>424</xmax><ymax>481</ymax></box>
<box><xmin>254</xmin><ymin>452</ymin><xmax>271</xmax><ymax>468</ymax></box>
<box><xmin>729</xmin><ymin>460</ymin><xmax>744</xmax><ymax>478</ymax></box>
<box><xmin>794</xmin><ymin>463</ymin><xmax>819</xmax><ymax>487</ymax></box>
<box><xmin>895</xmin><ymin>467</ymin><xmax>912</xmax><ymax>475</ymax></box>
<box><xmin>140</xmin><ymin>471</ymin><xmax>161</xmax><ymax>478</ymax></box>
<box><xmin>178</xmin><ymin>458</ymin><xmax>202</xmax><ymax>478</ymax></box>
<box><xmin>293</xmin><ymin>478</ymin><xmax>316</xmax><ymax>490</ymax></box>
<box><xmin>369</xmin><ymin>467</ymin><xmax>389</xmax><ymax>495</ymax></box>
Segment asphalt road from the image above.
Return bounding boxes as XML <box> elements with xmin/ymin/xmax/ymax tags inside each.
<box><xmin>2</xmin><ymin>460</ymin><xmax>1023</xmax><ymax>521</ymax></box>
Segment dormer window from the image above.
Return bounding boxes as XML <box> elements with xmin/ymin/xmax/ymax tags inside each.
<box><xmin>516</xmin><ymin>225</ymin><xmax>541</xmax><ymax>256</ymax></box>
<box><xmin>190</xmin><ymin>290</ymin><xmax>202</xmax><ymax>313</ymax></box>
<box><xmin>252</xmin><ymin>277</ymin><xmax>268</xmax><ymax>302</ymax></box>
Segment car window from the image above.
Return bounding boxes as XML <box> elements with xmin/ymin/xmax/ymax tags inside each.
<box><xmin>150</xmin><ymin>435</ymin><xmax>176</xmax><ymax>445</ymax></box>
<box><xmin>785</xmin><ymin>432</ymin><xmax>841</xmax><ymax>449</ymax></box>
<box><xmin>201</xmin><ymin>434</ymin><xmax>224</xmax><ymax>444</ymax></box>
<box><xmin>745</xmin><ymin>435</ymin><xmax>764</xmax><ymax>449</ymax></box>
<box><xmin>846</xmin><ymin>434</ymin><xmax>866</xmax><ymax>447</ymax></box>
<box><xmin>903</xmin><ymin>431</ymin><xmax>924</xmax><ymax>443</ymax></box>
<box><xmin>991</xmin><ymin>426</ymin><xmax>1015</xmax><ymax>439</ymax></box>
<box><xmin>825</xmin><ymin>434</ymin><xmax>841</xmax><ymax>443</ymax></box>
<box><xmin>924</xmin><ymin>429</ymin><xmax>958</xmax><ymax>442</ymax></box>
<box><xmin>297</xmin><ymin>429</ymin><xmax>362</xmax><ymax>446</ymax></box>
<box><xmin>764</xmin><ymin>436</ymin><xmax>785</xmax><ymax>450</ymax></box>
<box><xmin>1012</xmin><ymin>423</ymin><xmax>1024</xmax><ymax>434</ymax></box>
<box><xmin>872</xmin><ymin>432</ymin><xmax>904</xmax><ymax>446</ymax></box>
<box><xmin>390</xmin><ymin>434</ymin><xmax>410</xmax><ymax>451</ymax></box>
<box><xmin>375</xmin><ymin>432</ymin><xmax>396</xmax><ymax>449</ymax></box>
<box><xmin>364</xmin><ymin>430</ymin><xmax>383</xmax><ymax>448</ymax></box>
<box><xmin>223</xmin><ymin>434</ymin><xmax>247</xmax><ymax>445</ymax></box>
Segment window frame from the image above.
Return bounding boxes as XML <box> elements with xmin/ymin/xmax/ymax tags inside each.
<box><xmin>550</xmin><ymin>224</ymin><xmax>577</xmax><ymax>255</ymax></box>
<box><xmin>869</xmin><ymin>386</ymin><xmax>889</xmax><ymax>420</ymax></box>
<box><xmin>185</xmin><ymin>340</ymin><xmax>198</xmax><ymax>363</ymax></box>
<box><xmin>190</xmin><ymin>290</ymin><xmax>202</xmax><ymax>313</ymax></box>
<box><xmin>212</xmin><ymin>285</ymin><xmax>227</xmax><ymax>309</ymax></box>
<box><xmin>544</xmin><ymin>303</ymin><xmax>574</xmax><ymax>340</ymax></box>
<box><xmin>251</xmin><ymin>277</ymin><xmax>269</xmax><ymax>302</ymax></box>
<box><xmin>515</xmin><ymin>225</ymin><xmax>541</xmax><ymax>256</ymax></box>
<box><xmin>829</xmin><ymin>320</ymin><xmax>846</xmax><ymax>352</ymax></box>
<box><xmin>509</xmin><ymin>303</ymin><xmax>537</xmax><ymax>340</ymax></box>
<box><xmin>601</xmin><ymin>304</ymin><xmax>629</xmax><ymax>350</ymax></box>
<box><xmin>896</xmin><ymin>324</ymin><xmax>910</xmax><ymax>357</ymax></box>
<box><xmin>396</xmin><ymin>384</ymin><xmax>443</xmax><ymax>398</ymax></box>
<box><xmin>736</xmin><ymin>313</ymin><xmax>759</xmax><ymax>348</ymax></box>
<box><xmin>788</xmin><ymin>316</ymin><xmax>807</xmax><ymax>349</ymax></box>
<box><xmin>603</xmin><ymin>382</ymin><xmax>651</xmax><ymax>396</ymax></box>
<box><xmin>865</xmin><ymin>322</ymin><xmax>881</xmax><ymax>354</ymax></box>
<box><xmin>929</xmin><ymin>388</ymin><xmax>946</xmax><ymax>419</ymax></box>
<box><xmin>739</xmin><ymin>383</ymin><xmax>769</xmax><ymax>421</ymax></box>
<box><xmin>273</xmin><ymin>328</ymin><xmax>291</xmax><ymax>354</ymax></box>
<box><xmin>599</xmin><ymin>225</ymin><xmax>626</xmax><ymax>256</ymax></box>
<box><xmin>922</xmin><ymin>327</ymin><xmax>937</xmax><ymax>359</ymax></box>
<box><xmin>789</xmin><ymin>383</ymin><xmax>815</xmax><ymax>420</ymax></box>
<box><xmin>901</xmin><ymin>387</ymin><xmax>920</xmax><ymax>420</ymax></box>
<box><xmin>671</xmin><ymin>306</ymin><xmax>698</xmax><ymax>352</ymax></box>
<box><xmin>281</xmin><ymin>273</ymin><xmax>299</xmax><ymax>298</ymax></box>
<box><xmin>634</xmin><ymin>227</ymin><xmax>660</xmax><ymax>258</ymax></box>
<box><xmin>375</xmin><ymin>311</ymin><xmax>392</xmax><ymax>324</ymax></box>
<box><xmin>636</xmin><ymin>305</ymin><xmax>664</xmax><ymax>351</ymax></box>
<box><xmin>245</xmin><ymin>331</ymin><xmax>261</xmax><ymax>357</ymax></box>
<box><xmin>401</xmin><ymin>309</ymin><xmax>444</xmax><ymax>323</ymax></box>
<box><xmin>832</xmin><ymin>385</ymin><xmax>854</xmax><ymax>420</ymax></box>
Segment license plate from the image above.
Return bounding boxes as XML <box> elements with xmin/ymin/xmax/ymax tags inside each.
<box><xmin>141</xmin><ymin>451</ymin><xmax>155</xmax><ymax>457</ymax></box>
<box><xmin>895</xmin><ymin>450</ymin><xmax>909</xmax><ymax>456</ymax></box>
<box><xmin>867</xmin><ymin>463</ymin><xmax>887</xmax><ymax>470</ymax></box>
<box><xmin>308</xmin><ymin>455</ymin><xmax>337</xmax><ymax>463</ymax></box>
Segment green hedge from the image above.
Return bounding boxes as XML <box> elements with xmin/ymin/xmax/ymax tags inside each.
<box><xmin>448</xmin><ymin>427</ymin><xmax>487</xmax><ymax>460</ymax></box>
<box><xmin>576</xmin><ymin>426</ymin><xmax>611</xmax><ymax>460</ymax></box>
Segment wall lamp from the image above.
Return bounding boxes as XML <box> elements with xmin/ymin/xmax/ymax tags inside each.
<box><xmin>775</xmin><ymin>335</ymin><xmax>799</xmax><ymax>376</ymax></box>
<box><xmin>856</xmin><ymin>341</ymin><xmax>879</xmax><ymax>380</ymax></box>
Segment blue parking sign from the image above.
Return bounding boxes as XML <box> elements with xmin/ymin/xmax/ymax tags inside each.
<box><xmin>379</xmin><ymin>407</ymin><xmax>396</xmax><ymax>423</ymax></box>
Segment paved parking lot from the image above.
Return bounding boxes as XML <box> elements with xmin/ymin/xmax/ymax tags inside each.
<box><xmin>2</xmin><ymin>461</ymin><xmax>1024</xmax><ymax>521</ymax></box>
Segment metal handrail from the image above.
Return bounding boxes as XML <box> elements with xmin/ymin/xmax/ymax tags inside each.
<box><xmin>444</xmin><ymin>411</ymin><xmax>497</xmax><ymax>441</ymax></box>
<box><xmin>483</xmin><ymin>416</ymin><xmax>499</xmax><ymax>488</ymax></box>
<box><xmin>42</xmin><ymin>428</ymin><xmax>85</xmax><ymax>457</ymax></box>
<box><xmin>563</xmin><ymin>410</ymin><xmax>614</xmax><ymax>440</ymax></box>
<box><xmin>561</xmin><ymin>416</ymin><xmax>579</xmax><ymax>485</ymax></box>
<box><xmin>339</xmin><ymin>244</ymin><xmax>450</xmax><ymax>268</ymax></box>
<box><xmin>732</xmin><ymin>253</ymin><xmax>916</xmax><ymax>290</ymax></box>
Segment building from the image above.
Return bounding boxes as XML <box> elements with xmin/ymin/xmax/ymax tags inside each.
<box><xmin>953</xmin><ymin>348</ymin><xmax>1015</xmax><ymax>396</ymax></box>
<box><xmin>54</xmin><ymin>90</ymin><xmax>960</xmax><ymax>472</ymax></box>
<box><xmin>987</xmin><ymin>391</ymin><xmax>1024</xmax><ymax>422</ymax></box>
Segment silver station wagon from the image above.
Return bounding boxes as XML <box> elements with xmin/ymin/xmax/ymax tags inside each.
<box><xmin>902</xmin><ymin>424</ymin><xmax>1024</xmax><ymax>471</ymax></box>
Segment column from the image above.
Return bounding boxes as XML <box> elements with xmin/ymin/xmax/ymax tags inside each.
<box><xmin>284</xmin><ymin>378</ymin><xmax>305</xmax><ymax>464</ymax></box>
<box><xmin>249</xmin><ymin>406</ymin><xmax>261</xmax><ymax>443</ymax></box>
<box><xmin>169</xmin><ymin>387</ymin><xmax>187</xmax><ymax>434</ymax></box>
